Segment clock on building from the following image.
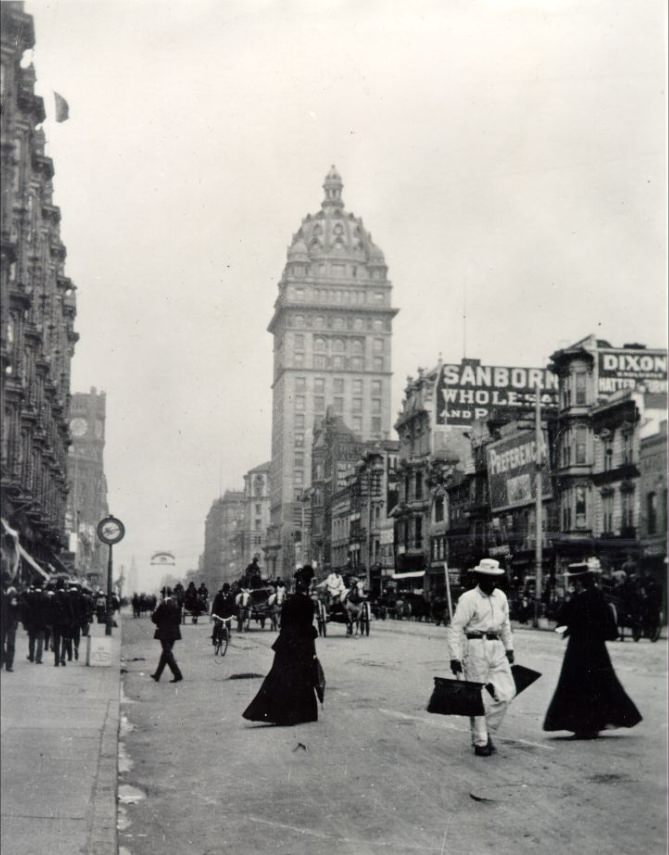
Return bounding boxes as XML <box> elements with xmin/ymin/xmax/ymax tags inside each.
<box><xmin>70</xmin><ymin>417</ymin><xmax>88</xmax><ymax>438</ymax></box>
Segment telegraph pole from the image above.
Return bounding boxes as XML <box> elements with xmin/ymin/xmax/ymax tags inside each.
<box><xmin>534</xmin><ymin>383</ymin><xmax>543</xmax><ymax>628</ymax></box>
<box><xmin>366</xmin><ymin>466</ymin><xmax>373</xmax><ymax>593</ymax></box>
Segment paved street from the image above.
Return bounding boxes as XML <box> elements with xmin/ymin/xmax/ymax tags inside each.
<box><xmin>118</xmin><ymin>614</ymin><xmax>667</xmax><ymax>855</ymax></box>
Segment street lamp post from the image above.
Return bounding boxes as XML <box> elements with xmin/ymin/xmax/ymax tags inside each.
<box><xmin>534</xmin><ymin>383</ymin><xmax>544</xmax><ymax>628</ymax></box>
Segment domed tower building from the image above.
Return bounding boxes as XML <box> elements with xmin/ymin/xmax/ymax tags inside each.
<box><xmin>267</xmin><ymin>167</ymin><xmax>399</xmax><ymax>576</ymax></box>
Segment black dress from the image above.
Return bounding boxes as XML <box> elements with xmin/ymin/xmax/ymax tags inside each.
<box><xmin>242</xmin><ymin>592</ymin><xmax>318</xmax><ymax>726</ymax></box>
<box><xmin>543</xmin><ymin>586</ymin><xmax>642</xmax><ymax>735</ymax></box>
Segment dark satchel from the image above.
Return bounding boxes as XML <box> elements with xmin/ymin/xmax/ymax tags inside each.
<box><xmin>313</xmin><ymin>657</ymin><xmax>326</xmax><ymax>703</ymax></box>
<box><xmin>510</xmin><ymin>664</ymin><xmax>542</xmax><ymax>696</ymax></box>
<box><xmin>427</xmin><ymin>676</ymin><xmax>485</xmax><ymax>716</ymax></box>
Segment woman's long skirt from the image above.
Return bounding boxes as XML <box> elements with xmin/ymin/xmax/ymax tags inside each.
<box><xmin>543</xmin><ymin>636</ymin><xmax>642</xmax><ymax>734</ymax></box>
<box><xmin>243</xmin><ymin>648</ymin><xmax>317</xmax><ymax>726</ymax></box>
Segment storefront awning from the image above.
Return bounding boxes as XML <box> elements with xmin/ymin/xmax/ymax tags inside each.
<box><xmin>391</xmin><ymin>571</ymin><xmax>426</xmax><ymax>581</ymax></box>
<box><xmin>18</xmin><ymin>545</ymin><xmax>50</xmax><ymax>581</ymax></box>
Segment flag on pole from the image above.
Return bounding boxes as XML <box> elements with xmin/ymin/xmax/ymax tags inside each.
<box><xmin>53</xmin><ymin>91</ymin><xmax>69</xmax><ymax>123</ymax></box>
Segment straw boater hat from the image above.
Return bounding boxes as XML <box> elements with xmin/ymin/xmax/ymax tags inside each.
<box><xmin>566</xmin><ymin>557</ymin><xmax>602</xmax><ymax>577</ymax></box>
<box><xmin>471</xmin><ymin>558</ymin><xmax>505</xmax><ymax>576</ymax></box>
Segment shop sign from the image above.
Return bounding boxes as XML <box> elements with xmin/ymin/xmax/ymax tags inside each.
<box><xmin>487</xmin><ymin>430</ymin><xmax>552</xmax><ymax>513</ymax></box>
<box><xmin>597</xmin><ymin>348</ymin><xmax>667</xmax><ymax>396</ymax></box>
<box><xmin>436</xmin><ymin>359</ymin><xmax>558</xmax><ymax>426</ymax></box>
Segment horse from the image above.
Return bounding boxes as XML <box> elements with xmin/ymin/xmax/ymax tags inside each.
<box><xmin>267</xmin><ymin>585</ymin><xmax>286</xmax><ymax>631</ymax></box>
<box><xmin>235</xmin><ymin>589</ymin><xmax>252</xmax><ymax>632</ymax></box>
<box><xmin>343</xmin><ymin>586</ymin><xmax>366</xmax><ymax>636</ymax></box>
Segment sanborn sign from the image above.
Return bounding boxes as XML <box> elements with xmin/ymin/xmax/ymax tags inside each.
<box><xmin>436</xmin><ymin>359</ymin><xmax>558</xmax><ymax>426</ymax></box>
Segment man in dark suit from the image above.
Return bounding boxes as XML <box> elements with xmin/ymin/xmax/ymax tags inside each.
<box><xmin>51</xmin><ymin>578</ymin><xmax>75</xmax><ymax>667</ymax></box>
<box><xmin>150</xmin><ymin>588</ymin><xmax>183</xmax><ymax>683</ymax></box>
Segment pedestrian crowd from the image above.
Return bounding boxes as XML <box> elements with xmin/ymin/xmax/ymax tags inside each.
<box><xmin>0</xmin><ymin>575</ymin><xmax>119</xmax><ymax>672</ymax></box>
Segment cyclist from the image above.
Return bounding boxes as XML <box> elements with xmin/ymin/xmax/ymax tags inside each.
<box><xmin>211</xmin><ymin>584</ymin><xmax>235</xmax><ymax>646</ymax></box>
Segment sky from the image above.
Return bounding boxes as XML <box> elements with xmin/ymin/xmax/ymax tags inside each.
<box><xmin>25</xmin><ymin>0</ymin><xmax>667</xmax><ymax>587</ymax></box>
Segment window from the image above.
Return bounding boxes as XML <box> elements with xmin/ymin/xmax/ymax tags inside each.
<box><xmin>561</xmin><ymin>383</ymin><xmax>571</xmax><ymax>409</ymax></box>
<box><xmin>294</xmin><ymin>287</ymin><xmax>304</xmax><ymax>300</ymax></box>
<box><xmin>415</xmin><ymin>471</ymin><xmax>423</xmax><ymax>499</ymax></box>
<box><xmin>351</xmin><ymin>340</ymin><xmax>363</xmax><ymax>355</ymax></box>
<box><xmin>294</xmin><ymin>334</ymin><xmax>304</xmax><ymax>349</ymax></box>
<box><xmin>334</xmin><ymin>397</ymin><xmax>344</xmax><ymax>414</ymax></box>
<box><xmin>561</xmin><ymin>438</ymin><xmax>571</xmax><ymax>468</ymax></box>
<box><xmin>350</xmin><ymin>357</ymin><xmax>363</xmax><ymax>371</ymax></box>
<box><xmin>602</xmin><ymin>493</ymin><xmax>613</xmax><ymax>533</ymax></box>
<box><xmin>255</xmin><ymin>518</ymin><xmax>262</xmax><ymax>531</ymax></box>
<box><xmin>373</xmin><ymin>338</ymin><xmax>384</xmax><ymax>353</ymax></box>
<box><xmin>435</xmin><ymin>497</ymin><xmax>444</xmax><ymax>523</ymax></box>
<box><xmin>354</xmin><ymin>317</ymin><xmax>364</xmax><ymax>330</ymax></box>
<box><xmin>372</xmin><ymin>398</ymin><xmax>382</xmax><ymax>414</ymax></box>
<box><xmin>622</xmin><ymin>431</ymin><xmax>633</xmax><ymax>465</ymax></box>
<box><xmin>334</xmin><ymin>378</ymin><xmax>344</xmax><ymax>393</ymax></box>
<box><xmin>414</xmin><ymin>516</ymin><xmax>423</xmax><ymax>548</ymax></box>
<box><xmin>373</xmin><ymin>319</ymin><xmax>383</xmax><ymax>330</ymax></box>
<box><xmin>372</xmin><ymin>417</ymin><xmax>382</xmax><ymax>434</ymax></box>
<box><xmin>562</xmin><ymin>502</ymin><xmax>572</xmax><ymax>530</ymax></box>
<box><xmin>294</xmin><ymin>352</ymin><xmax>304</xmax><ymax>367</ymax></box>
<box><xmin>352</xmin><ymin>397</ymin><xmax>362</xmax><ymax>412</ymax></box>
<box><xmin>295</xmin><ymin>414</ymin><xmax>305</xmax><ymax>429</ymax></box>
<box><xmin>294</xmin><ymin>470</ymin><xmax>304</xmax><ymax>486</ymax></box>
<box><xmin>295</xmin><ymin>377</ymin><xmax>306</xmax><ymax>392</ymax></box>
<box><xmin>333</xmin><ymin>338</ymin><xmax>344</xmax><ymax>352</ymax></box>
<box><xmin>294</xmin><ymin>315</ymin><xmax>304</xmax><ymax>327</ymax></box>
<box><xmin>371</xmin><ymin>380</ymin><xmax>382</xmax><ymax>396</ymax></box>
<box><xmin>314</xmin><ymin>355</ymin><xmax>327</xmax><ymax>369</ymax></box>
<box><xmin>294</xmin><ymin>452</ymin><xmax>304</xmax><ymax>468</ymax></box>
<box><xmin>621</xmin><ymin>489</ymin><xmax>634</xmax><ymax>528</ymax></box>
<box><xmin>295</xmin><ymin>432</ymin><xmax>304</xmax><ymax>447</ymax></box>
<box><xmin>352</xmin><ymin>416</ymin><xmax>362</xmax><ymax>434</ymax></box>
<box><xmin>575</xmin><ymin>372</ymin><xmax>587</xmax><ymax>405</ymax></box>
<box><xmin>314</xmin><ymin>378</ymin><xmax>325</xmax><ymax>393</ymax></box>
<box><xmin>314</xmin><ymin>396</ymin><xmax>325</xmax><ymax>412</ymax></box>
<box><xmin>255</xmin><ymin>503</ymin><xmax>262</xmax><ymax>515</ymax></box>
<box><xmin>353</xmin><ymin>380</ymin><xmax>363</xmax><ymax>395</ymax></box>
<box><xmin>295</xmin><ymin>396</ymin><xmax>305</xmax><ymax>411</ymax></box>
<box><xmin>575</xmin><ymin>486</ymin><xmax>587</xmax><ymax>528</ymax></box>
<box><xmin>374</xmin><ymin>292</ymin><xmax>384</xmax><ymax>303</ymax></box>
<box><xmin>574</xmin><ymin>426</ymin><xmax>587</xmax><ymax>465</ymax></box>
<box><xmin>332</xmin><ymin>356</ymin><xmax>344</xmax><ymax>369</ymax></box>
<box><xmin>315</xmin><ymin>316</ymin><xmax>324</xmax><ymax>328</ymax></box>
<box><xmin>314</xmin><ymin>337</ymin><xmax>326</xmax><ymax>351</ymax></box>
<box><xmin>373</xmin><ymin>357</ymin><xmax>384</xmax><ymax>371</ymax></box>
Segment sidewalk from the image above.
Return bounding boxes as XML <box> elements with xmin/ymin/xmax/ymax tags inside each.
<box><xmin>1</xmin><ymin>621</ymin><xmax>122</xmax><ymax>855</ymax></box>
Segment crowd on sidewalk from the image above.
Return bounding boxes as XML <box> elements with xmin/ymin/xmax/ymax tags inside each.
<box><xmin>0</xmin><ymin>576</ymin><xmax>120</xmax><ymax>672</ymax></box>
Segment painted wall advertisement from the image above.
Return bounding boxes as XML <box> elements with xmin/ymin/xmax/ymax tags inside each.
<box><xmin>436</xmin><ymin>359</ymin><xmax>558</xmax><ymax>426</ymax></box>
<box><xmin>486</xmin><ymin>430</ymin><xmax>552</xmax><ymax>513</ymax></box>
<box><xmin>597</xmin><ymin>348</ymin><xmax>667</xmax><ymax>396</ymax></box>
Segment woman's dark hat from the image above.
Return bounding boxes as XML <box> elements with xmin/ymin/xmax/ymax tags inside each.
<box><xmin>294</xmin><ymin>564</ymin><xmax>314</xmax><ymax>582</ymax></box>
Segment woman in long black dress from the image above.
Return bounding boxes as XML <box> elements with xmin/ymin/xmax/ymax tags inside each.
<box><xmin>543</xmin><ymin>560</ymin><xmax>642</xmax><ymax>739</ymax></box>
<box><xmin>242</xmin><ymin>565</ymin><xmax>319</xmax><ymax>726</ymax></box>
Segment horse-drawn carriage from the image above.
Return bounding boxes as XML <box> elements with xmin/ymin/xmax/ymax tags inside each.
<box><xmin>236</xmin><ymin>586</ymin><xmax>281</xmax><ymax>632</ymax></box>
<box><xmin>313</xmin><ymin>588</ymin><xmax>371</xmax><ymax>637</ymax></box>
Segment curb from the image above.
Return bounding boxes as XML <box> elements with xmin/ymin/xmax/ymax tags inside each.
<box><xmin>86</xmin><ymin>626</ymin><xmax>122</xmax><ymax>855</ymax></box>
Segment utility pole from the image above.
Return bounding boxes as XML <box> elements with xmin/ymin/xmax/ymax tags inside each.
<box><xmin>366</xmin><ymin>465</ymin><xmax>373</xmax><ymax>593</ymax></box>
<box><xmin>534</xmin><ymin>382</ymin><xmax>543</xmax><ymax>628</ymax></box>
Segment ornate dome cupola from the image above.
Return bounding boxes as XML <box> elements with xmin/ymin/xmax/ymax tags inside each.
<box><xmin>322</xmin><ymin>165</ymin><xmax>344</xmax><ymax>210</ymax></box>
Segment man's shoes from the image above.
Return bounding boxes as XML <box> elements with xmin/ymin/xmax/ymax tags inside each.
<box><xmin>5</xmin><ymin>667</ymin><xmax>13</xmax><ymax>672</ymax></box>
<box><xmin>74</xmin><ymin>650</ymin><xmax>79</xmax><ymax>660</ymax></box>
<box><xmin>169</xmin><ymin>675</ymin><xmax>183</xmax><ymax>683</ymax></box>
<box><xmin>487</xmin><ymin>737</ymin><xmax>497</xmax><ymax>754</ymax></box>
<box><xmin>27</xmin><ymin>656</ymin><xmax>33</xmax><ymax>662</ymax></box>
<box><xmin>150</xmin><ymin>674</ymin><xmax>160</xmax><ymax>682</ymax></box>
<box><xmin>474</xmin><ymin>743</ymin><xmax>494</xmax><ymax>757</ymax></box>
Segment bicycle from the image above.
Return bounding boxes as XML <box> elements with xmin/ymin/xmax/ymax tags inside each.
<box><xmin>211</xmin><ymin>614</ymin><xmax>233</xmax><ymax>656</ymax></box>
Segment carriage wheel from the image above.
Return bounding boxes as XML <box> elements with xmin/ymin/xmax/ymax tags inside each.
<box><xmin>220</xmin><ymin>627</ymin><xmax>229</xmax><ymax>656</ymax></box>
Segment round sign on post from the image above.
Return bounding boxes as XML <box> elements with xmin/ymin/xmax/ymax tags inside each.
<box><xmin>97</xmin><ymin>515</ymin><xmax>125</xmax><ymax>546</ymax></box>
<box><xmin>96</xmin><ymin>515</ymin><xmax>125</xmax><ymax>636</ymax></box>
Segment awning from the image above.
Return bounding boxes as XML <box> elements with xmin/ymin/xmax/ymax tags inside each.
<box><xmin>391</xmin><ymin>571</ymin><xmax>426</xmax><ymax>581</ymax></box>
<box><xmin>18</xmin><ymin>545</ymin><xmax>50</xmax><ymax>581</ymax></box>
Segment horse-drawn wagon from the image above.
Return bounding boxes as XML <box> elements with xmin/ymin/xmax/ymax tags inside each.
<box><xmin>313</xmin><ymin>587</ymin><xmax>371</xmax><ymax>637</ymax></box>
<box><xmin>236</xmin><ymin>587</ymin><xmax>280</xmax><ymax>632</ymax></box>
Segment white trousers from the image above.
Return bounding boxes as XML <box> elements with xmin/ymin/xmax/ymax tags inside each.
<box><xmin>463</xmin><ymin>639</ymin><xmax>516</xmax><ymax>747</ymax></box>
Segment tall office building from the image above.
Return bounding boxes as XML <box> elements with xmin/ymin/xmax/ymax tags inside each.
<box><xmin>266</xmin><ymin>167</ymin><xmax>398</xmax><ymax>575</ymax></box>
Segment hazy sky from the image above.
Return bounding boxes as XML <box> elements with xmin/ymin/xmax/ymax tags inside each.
<box><xmin>25</xmin><ymin>0</ymin><xmax>666</xmax><ymax>585</ymax></box>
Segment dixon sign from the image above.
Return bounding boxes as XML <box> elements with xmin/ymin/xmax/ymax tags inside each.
<box><xmin>598</xmin><ymin>348</ymin><xmax>667</xmax><ymax>396</ymax></box>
